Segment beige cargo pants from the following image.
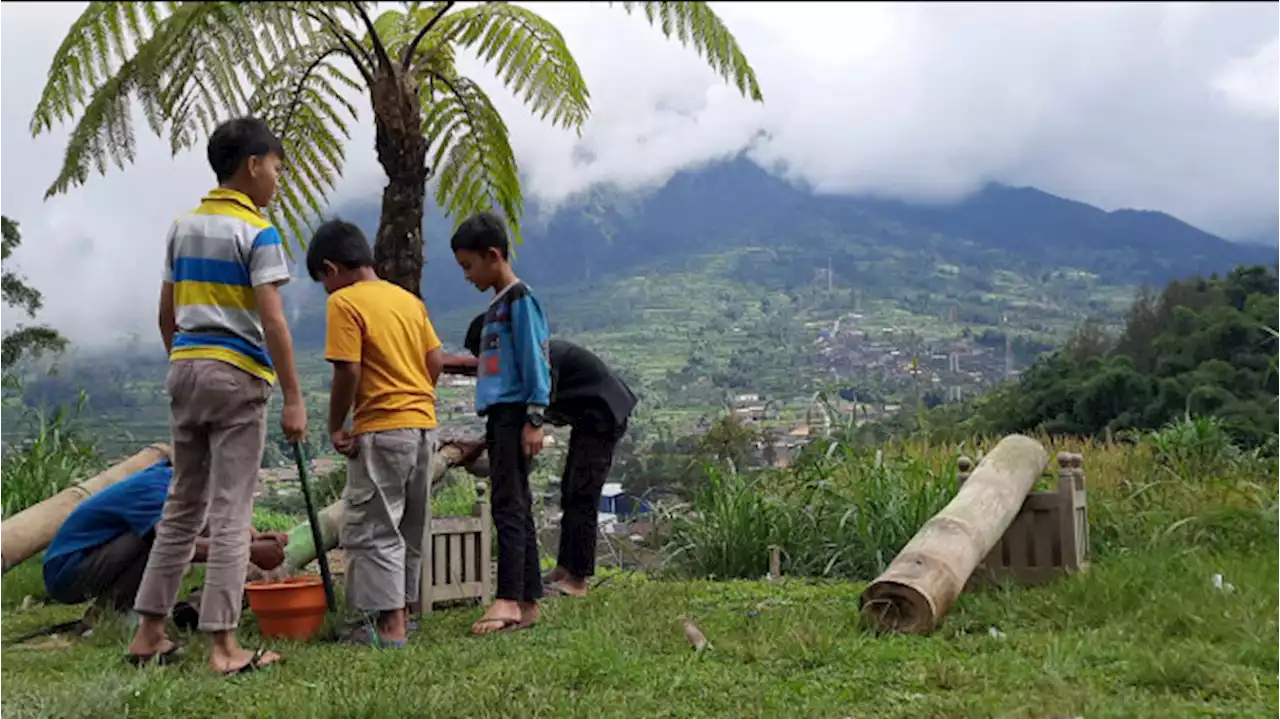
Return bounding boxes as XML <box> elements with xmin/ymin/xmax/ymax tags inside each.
<box><xmin>342</xmin><ymin>428</ymin><xmax>436</xmax><ymax>613</ymax></box>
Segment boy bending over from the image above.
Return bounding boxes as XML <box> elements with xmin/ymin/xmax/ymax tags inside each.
<box><xmin>451</xmin><ymin>212</ymin><xmax>551</xmax><ymax>636</ymax></box>
<box><xmin>307</xmin><ymin>219</ymin><xmax>444</xmax><ymax>648</ymax></box>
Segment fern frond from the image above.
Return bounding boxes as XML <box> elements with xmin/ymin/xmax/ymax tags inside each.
<box><xmin>611</xmin><ymin>1</ymin><xmax>763</xmax><ymax>103</ymax></box>
<box><xmin>423</xmin><ymin>71</ymin><xmax>523</xmax><ymax>243</ymax></box>
<box><xmin>30</xmin><ymin>2</ymin><xmax>171</xmax><ymax>136</ymax></box>
<box><xmin>248</xmin><ymin>42</ymin><xmax>360</xmax><ymax>250</ymax></box>
<box><xmin>433</xmin><ymin>3</ymin><xmax>591</xmax><ymax>131</ymax></box>
<box><xmin>32</xmin><ymin>2</ymin><xmax>345</xmax><ymax>203</ymax></box>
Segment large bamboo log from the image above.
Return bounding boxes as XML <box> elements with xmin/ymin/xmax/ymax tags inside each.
<box><xmin>1</xmin><ymin>444</ymin><xmax>171</xmax><ymax>573</ymax></box>
<box><xmin>282</xmin><ymin>438</ymin><xmax>483</xmax><ymax>571</ymax></box>
<box><xmin>859</xmin><ymin>434</ymin><xmax>1048</xmax><ymax>635</ymax></box>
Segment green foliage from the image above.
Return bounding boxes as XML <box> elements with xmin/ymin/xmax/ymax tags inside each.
<box><xmin>1</xmin><ymin>217</ymin><xmax>68</xmax><ymax>369</ymax></box>
<box><xmin>612</xmin><ymin>2</ymin><xmax>762</xmax><ymax>103</ymax></box>
<box><xmin>961</xmin><ymin>265</ymin><xmax>1279</xmax><ymax>447</ymax></box>
<box><xmin>32</xmin><ymin>1</ymin><xmax>761</xmax><ymax>260</ymax></box>
<box><xmin>251</xmin><ymin>506</ymin><xmax>303</xmax><ymax>534</ymax></box>
<box><xmin>1141</xmin><ymin>414</ymin><xmax>1243</xmax><ymax>480</ymax></box>
<box><xmin>1</xmin><ymin>392</ymin><xmax>106</xmax><ymax>519</ymax></box>
<box><xmin>663</xmin><ymin>445</ymin><xmax>955</xmax><ymax>581</ymax></box>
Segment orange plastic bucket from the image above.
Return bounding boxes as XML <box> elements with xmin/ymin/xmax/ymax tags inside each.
<box><xmin>244</xmin><ymin>575</ymin><xmax>328</xmax><ymax>641</ymax></box>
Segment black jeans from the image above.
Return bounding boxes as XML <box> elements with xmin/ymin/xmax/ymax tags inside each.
<box><xmin>49</xmin><ymin>531</ymin><xmax>154</xmax><ymax>611</ymax></box>
<box><xmin>557</xmin><ymin>421</ymin><xmax>624</xmax><ymax>579</ymax></box>
<box><xmin>486</xmin><ymin>404</ymin><xmax>543</xmax><ymax>602</ymax></box>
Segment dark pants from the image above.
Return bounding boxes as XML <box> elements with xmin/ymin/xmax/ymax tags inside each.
<box><xmin>48</xmin><ymin>532</ymin><xmax>154</xmax><ymax>611</ymax></box>
<box><xmin>557</xmin><ymin>422</ymin><xmax>624</xmax><ymax>579</ymax></box>
<box><xmin>486</xmin><ymin>405</ymin><xmax>543</xmax><ymax>603</ymax></box>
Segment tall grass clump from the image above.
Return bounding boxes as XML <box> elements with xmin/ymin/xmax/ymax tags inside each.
<box><xmin>1086</xmin><ymin>416</ymin><xmax>1277</xmax><ymax>557</ymax></box>
<box><xmin>1</xmin><ymin>391</ymin><xmax>105</xmax><ymax>518</ymax></box>
<box><xmin>663</xmin><ymin>442</ymin><xmax>956</xmax><ymax>581</ymax></box>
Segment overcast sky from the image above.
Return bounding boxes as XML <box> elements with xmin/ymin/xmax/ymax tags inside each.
<box><xmin>1</xmin><ymin>1</ymin><xmax>1277</xmax><ymax>347</ymax></box>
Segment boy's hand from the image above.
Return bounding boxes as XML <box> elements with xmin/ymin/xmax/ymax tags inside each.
<box><xmin>249</xmin><ymin>538</ymin><xmax>287</xmax><ymax>571</ymax></box>
<box><xmin>522</xmin><ymin>425</ymin><xmax>544</xmax><ymax>458</ymax></box>
<box><xmin>282</xmin><ymin>398</ymin><xmax>307</xmax><ymax>442</ymax></box>
<box><xmin>331</xmin><ymin>428</ymin><xmax>358</xmax><ymax>458</ymax></box>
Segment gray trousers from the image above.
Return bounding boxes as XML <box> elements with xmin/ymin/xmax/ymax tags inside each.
<box><xmin>342</xmin><ymin>428</ymin><xmax>436</xmax><ymax>613</ymax></box>
<box><xmin>134</xmin><ymin>359</ymin><xmax>269</xmax><ymax>632</ymax></box>
<box><xmin>49</xmin><ymin>532</ymin><xmax>154</xmax><ymax>611</ymax></box>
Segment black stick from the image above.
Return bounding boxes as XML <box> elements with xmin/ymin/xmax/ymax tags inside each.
<box><xmin>293</xmin><ymin>442</ymin><xmax>337</xmax><ymax>613</ymax></box>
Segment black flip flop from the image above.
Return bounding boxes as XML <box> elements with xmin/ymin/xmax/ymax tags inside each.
<box><xmin>222</xmin><ymin>648</ymin><xmax>282</xmax><ymax>677</ymax></box>
<box><xmin>125</xmin><ymin>642</ymin><xmax>185</xmax><ymax>667</ymax></box>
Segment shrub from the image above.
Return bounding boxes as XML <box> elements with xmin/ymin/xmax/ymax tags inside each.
<box><xmin>662</xmin><ymin>444</ymin><xmax>955</xmax><ymax>581</ymax></box>
<box><xmin>1</xmin><ymin>391</ymin><xmax>105</xmax><ymax>518</ymax></box>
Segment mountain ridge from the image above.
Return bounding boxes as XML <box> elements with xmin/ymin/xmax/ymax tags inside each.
<box><xmin>304</xmin><ymin>155</ymin><xmax>1271</xmax><ymax>326</ymax></box>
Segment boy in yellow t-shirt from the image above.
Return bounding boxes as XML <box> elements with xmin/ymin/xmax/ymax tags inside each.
<box><xmin>306</xmin><ymin>219</ymin><xmax>444</xmax><ymax>648</ymax></box>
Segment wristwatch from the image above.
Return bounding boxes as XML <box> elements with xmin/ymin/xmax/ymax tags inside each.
<box><xmin>525</xmin><ymin>406</ymin><xmax>545</xmax><ymax>429</ymax></box>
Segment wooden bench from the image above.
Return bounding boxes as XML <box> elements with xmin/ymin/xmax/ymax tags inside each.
<box><xmin>421</xmin><ymin>480</ymin><xmax>492</xmax><ymax>611</ymax></box>
<box><xmin>958</xmin><ymin>451</ymin><xmax>1090</xmax><ymax>587</ymax></box>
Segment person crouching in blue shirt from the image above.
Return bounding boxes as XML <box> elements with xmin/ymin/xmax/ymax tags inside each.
<box><xmin>451</xmin><ymin>211</ymin><xmax>552</xmax><ymax>637</ymax></box>
<box><xmin>43</xmin><ymin>459</ymin><xmax>288</xmax><ymax>637</ymax></box>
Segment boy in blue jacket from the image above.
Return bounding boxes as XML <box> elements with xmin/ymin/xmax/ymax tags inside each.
<box><xmin>451</xmin><ymin>211</ymin><xmax>552</xmax><ymax>636</ymax></box>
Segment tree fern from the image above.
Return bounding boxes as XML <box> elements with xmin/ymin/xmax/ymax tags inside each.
<box><xmin>32</xmin><ymin>0</ymin><xmax>763</xmax><ymax>285</ymax></box>
<box><xmin>248</xmin><ymin>42</ymin><xmax>361</xmax><ymax>249</ymax></box>
<box><xmin>423</xmin><ymin>71</ymin><xmax>523</xmax><ymax>241</ymax></box>
<box><xmin>434</xmin><ymin>3</ymin><xmax>591</xmax><ymax>130</ymax></box>
<box><xmin>611</xmin><ymin>1</ymin><xmax>762</xmax><ymax>102</ymax></box>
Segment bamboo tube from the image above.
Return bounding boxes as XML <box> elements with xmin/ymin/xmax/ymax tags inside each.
<box><xmin>1</xmin><ymin>444</ymin><xmax>171</xmax><ymax>573</ymax></box>
<box><xmin>859</xmin><ymin>434</ymin><xmax>1048</xmax><ymax>635</ymax></box>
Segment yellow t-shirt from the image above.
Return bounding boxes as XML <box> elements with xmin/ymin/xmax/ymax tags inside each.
<box><xmin>324</xmin><ymin>280</ymin><xmax>442</xmax><ymax>434</ymax></box>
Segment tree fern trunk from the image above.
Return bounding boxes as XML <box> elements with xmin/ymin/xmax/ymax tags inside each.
<box><xmin>371</xmin><ymin>72</ymin><xmax>428</xmax><ymax>297</ymax></box>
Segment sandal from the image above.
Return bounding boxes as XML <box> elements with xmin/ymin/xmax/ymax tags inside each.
<box><xmin>339</xmin><ymin>623</ymin><xmax>407</xmax><ymax>649</ymax></box>
<box><xmin>222</xmin><ymin>648</ymin><xmax>283</xmax><ymax>677</ymax></box>
<box><xmin>125</xmin><ymin>642</ymin><xmax>185</xmax><ymax>667</ymax></box>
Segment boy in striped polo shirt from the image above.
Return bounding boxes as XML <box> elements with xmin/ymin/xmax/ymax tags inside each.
<box><xmin>127</xmin><ymin>117</ymin><xmax>305</xmax><ymax>676</ymax></box>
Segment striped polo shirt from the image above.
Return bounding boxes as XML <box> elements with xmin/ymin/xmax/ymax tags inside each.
<box><xmin>162</xmin><ymin>188</ymin><xmax>292</xmax><ymax>383</ymax></box>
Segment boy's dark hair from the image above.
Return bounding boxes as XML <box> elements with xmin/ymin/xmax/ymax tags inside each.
<box><xmin>449</xmin><ymin>211</ymin><xmax>510</xmax><ymax>259</ymax></box>
<box><xmin>306</xmin><ymin>219</ymin><xmax>375</xmax><ymax>281</ymax></box>
<box><xmin>207</xmin><ymin>117</ymin><xmax>286</xmax><ymax>183</ymax></box>
<box><xmin>464</xmin><ymin>313</ymin><xmax>485</xmax><ymax>357</ymax></box>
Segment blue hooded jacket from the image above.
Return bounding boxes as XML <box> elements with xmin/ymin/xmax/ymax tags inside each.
<box><xmin>475</xmin><ymin>280</ymin><xmax>552</xmax><ymax>414</ymax></box>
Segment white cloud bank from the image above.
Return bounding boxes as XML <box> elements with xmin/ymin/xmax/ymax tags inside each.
<box><xmin>2</xmin><ymin>1</ymin><xmax>1276</xmax><ymax>346</ymax></box>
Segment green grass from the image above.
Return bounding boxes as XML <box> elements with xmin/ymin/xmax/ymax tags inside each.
<box><xmin>1</xmin><ymin>548</ymin><xmax>1274</xmax><ymax>718</ymax></box>
<box><xmin>3</xmin><ymin>428</ymin><xmax>1277</xmax><ymax>717</ymax></box>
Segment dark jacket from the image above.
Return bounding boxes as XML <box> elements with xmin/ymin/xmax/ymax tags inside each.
<box><xmin>465</xmin><ymin>313</ymin><xmax>635</xmax><ymax>432</ymax></box>
<box><xmin>546</xmin><ymin>339</ymin><xmax>638</xmax><ymax>433</ymax></box>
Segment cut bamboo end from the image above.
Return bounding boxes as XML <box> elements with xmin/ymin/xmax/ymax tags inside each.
<box><xmin>859</xmin><ymin>579</ymin><xmax>939</xmax><ymax>635</ymax></box>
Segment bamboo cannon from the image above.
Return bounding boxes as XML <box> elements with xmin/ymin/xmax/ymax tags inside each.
<box><xmin>281</xmin><ymin>437</ymin><xmax>485</xmax><ymax>571</ymax></box>
<box><xmin>859</xmin><ymin>434</ymin><xmax>1049</xmax><ymax>635</ymax></box>
<box><xmin>1</xmin><ymin>444</ymin><xmax>172</xmax><ymax>573</ymax></box>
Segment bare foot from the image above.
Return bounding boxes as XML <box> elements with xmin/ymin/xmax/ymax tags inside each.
<box><xmin>518</xmin><ymin>601</ymin><xmax>540</xmax><ymax>628</ymax></box>
<box><xmin>211</xmin><ymin>647</ymin><xmax>282</xmax><ymax>675</ymax></box>
<box><xmin>127</xmin><ymin>615</ymin><xmax>173</xmax><ymax>657</ymax></box>
<box><xmin>376</xmin><ymin>609</ymin><xmax>408</xmax><ymax>643</ymax></box>
<box><xmin>547</xmin><ymin>575</ymin><xmax>589</xmax><ymax>597</ymax></box>
<box><xmin>472</xmin><ymin>599</ymin><xmax>523</xmax><ymax>636</ymax></box>
<box><xmin>209</xmin><ymin>629</ymin><xmax>282</xmax><ymax>674</ymax></box>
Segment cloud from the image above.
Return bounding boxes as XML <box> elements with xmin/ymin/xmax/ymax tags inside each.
<box><xmin>2</xmin><ymin>1</ymin><xmax>1276</xmax><ymax>347</ymax></box>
